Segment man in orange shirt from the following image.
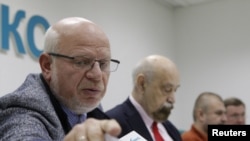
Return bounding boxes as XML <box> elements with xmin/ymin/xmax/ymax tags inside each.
<box><xmin>182</xmin><ymin>92</ymin><xmax>227</xmax><ymax>141</ymax></box>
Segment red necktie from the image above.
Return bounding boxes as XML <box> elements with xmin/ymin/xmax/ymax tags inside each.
<box><xmin>152</xmin><ymin>122</ymin><xmax>164</xmax><ymax>141</ymax></box>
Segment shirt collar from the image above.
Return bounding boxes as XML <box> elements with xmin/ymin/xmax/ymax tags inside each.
<box><xmin>129</xmin><ymin>94</ymin><xmax>154</xmax><ymax>128</ymax></box>
<box><xmin>61</xmin><ymin>105</ymin><xmax>86</xmax><ymax>127</ymax></box>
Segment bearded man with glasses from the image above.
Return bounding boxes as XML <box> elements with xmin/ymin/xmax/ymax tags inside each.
<box><xmin>0</xmin><ymin>17</ymin><xmax>121</xmax><ymax>141</ymax></box>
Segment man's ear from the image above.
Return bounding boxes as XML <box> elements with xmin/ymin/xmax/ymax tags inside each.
<box><xmin>39</xmin><ymin>53</ymin><xmax>52</xmax><ymax>81</ymax></box>
<box><xmin>136</xmin><ymin>74</ymin><xmax>146</xmax><ymax>92</ymax></box>
<box><xmin>197</xmin><ymin>108</ymin><xmax>205</xmax><ymax>122</ymax></box>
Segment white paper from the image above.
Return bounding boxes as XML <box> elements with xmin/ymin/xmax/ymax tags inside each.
<box><xmin>119</xmin><ymin>131</ymin><xmax>147</xmax><ymax>141</ymax></box>
<box><xmin>105</xmin><ymin>134</ymin><xmax>119</xmax><ymax>141</ymax></box>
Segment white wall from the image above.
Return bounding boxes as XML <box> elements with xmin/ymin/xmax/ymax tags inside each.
<box><xmin>172</xmin><ymin>0</ymin><xmax>250</xmax><ymax>130</ymax></box>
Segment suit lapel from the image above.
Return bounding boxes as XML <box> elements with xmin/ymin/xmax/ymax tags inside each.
<box><xmin>87</xmin><ymin>108</ymin><xmax>110</xmax><ymax>119</ymax></box>
<box><xmin>162</xmin><ymin>121</ymin><xmax>180</xmax><ymax>141</ymax></box>
<box><xmin>124</xmin><ymin>99</ymin><xmax>154</xmax><ymax>141</ymax></box>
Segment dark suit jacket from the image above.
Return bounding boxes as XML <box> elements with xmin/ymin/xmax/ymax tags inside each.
<box><xmin>106</xmin><ymin>98</ymin><xmax>182</xmax><ymax>141</ymax></box>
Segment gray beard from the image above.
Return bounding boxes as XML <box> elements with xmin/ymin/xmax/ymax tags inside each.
<box><xmin>152</xmin><ymin>102</ymin><xmax>173</xmax><ymax>122</ymax></box>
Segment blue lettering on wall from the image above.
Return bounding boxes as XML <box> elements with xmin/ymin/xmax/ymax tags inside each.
<box><xmin>0</xmin><ymin>4</ymin><xmax>50</xmax><ymax>59</ymax></box>
<box><xmin>27</xmin><ymin>16</ymin><xmax>49</xmax><ymax>58</ymax></box>
<box><xmin>1</xmin><ymin>4</ymin><xmax>26</xmax><ymax>54</ymax></box>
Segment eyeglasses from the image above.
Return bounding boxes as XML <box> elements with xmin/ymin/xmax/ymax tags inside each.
<box><xmin>48</xmin><ymin>52</ymin><xmax>120</xmax><ymax>72</ymax></box>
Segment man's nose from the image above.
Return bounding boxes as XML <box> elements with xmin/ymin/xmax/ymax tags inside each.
<box><xmin>86</xmin><ymin>62</ymin><xmax>102</xmax><ymax>80</ymax></box>
<box><xmin>167</xmin><ymin>93</ymin><xmax>175</xmax><ymax>104</ymax></box>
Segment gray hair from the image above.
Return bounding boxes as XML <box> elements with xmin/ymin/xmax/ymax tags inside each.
<box><xmin>43</xmin><ymin>26</ymin><xmax>59</xmax><ymax>53</ymax></box>
<box><xmin>132</xmin><ymin>58</ymin><xmax>154</xmax><ymax>85</ymax></box>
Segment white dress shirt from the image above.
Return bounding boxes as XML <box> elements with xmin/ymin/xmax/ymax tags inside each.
<box><xmin>129</xmin><ymin>95</ymin><xmax>173</xmax><ymax>141</ymax></box>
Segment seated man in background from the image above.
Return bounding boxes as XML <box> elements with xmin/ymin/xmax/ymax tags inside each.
<box><xmin>106</xmin><ymin>55</ymin><xmax>182</xmax><ymax>141</ymax></box>
<box><xmin>182</xmin><ymin>92</ymin><xmax>227</xmax><ymax>141</ymax></box>
<box><xmin>0</xmin><ymin>17</ymin><xmax>121</xmax><ymax>141</ymax></box>
<box><xmin>224</xmin><ymin>97</ymin><xmax>246</xmax><ymax>125</ymax></box>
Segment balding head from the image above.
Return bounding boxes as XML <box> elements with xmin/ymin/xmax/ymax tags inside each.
<box><xmin>132</xmin><ymin>55</ymin><xmax>179</xmax><ymax>84</ymax></box>
<box><xmin>193</xmin><ymin>92</ymin><xmax>223</xmax><ymax>121</ymax></box>
<box><xmin>192</xmin><ymin>91</ymin><xmax>227</xmax><ymax>134</ymax></box>
<box><xmin>43</xmin><ymin>17</ymin><xmax>110</xmax><ymax>53</ymax></box>
<box><xmin>131</xmin><ymin>55</ymin><xmax>180</xmax><ymax>122</ymax></box>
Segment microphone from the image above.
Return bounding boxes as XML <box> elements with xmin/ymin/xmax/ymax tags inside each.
<box><xmin>104</xmin><ymin>131</ymin><xmax>147</xmax><ymax>141</ymax></box>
